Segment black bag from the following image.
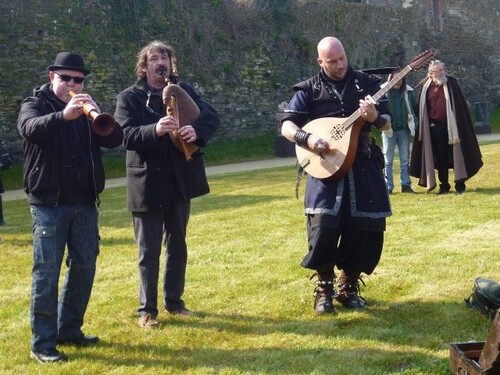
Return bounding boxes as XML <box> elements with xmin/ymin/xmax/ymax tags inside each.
<box><xmin>0</xmin><ymin>140</ymin><xmax>14</xmax><ymax>171</ymax></box>
<box><xmin>465</xmin><ymin>277</ymin><xmax>500</xmax><ymax>320</ymax></box>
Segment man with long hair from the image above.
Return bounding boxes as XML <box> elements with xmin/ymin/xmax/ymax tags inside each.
<box><xmin>114</xmin><ymin>41</ymin><xmax>219</xmax><ymax>328</ymax></box>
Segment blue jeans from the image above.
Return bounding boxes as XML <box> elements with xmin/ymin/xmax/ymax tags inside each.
<box><xmin>30</xmin><ymin>203</ymin><xmax>99</xmax><ymax>351</ymax></box>
<box><xmin>382</xmin><ymin>129</ymin><xmax>411</xmax><ymax>192</ymax></box>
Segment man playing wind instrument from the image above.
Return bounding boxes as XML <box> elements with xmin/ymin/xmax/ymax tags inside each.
<box><xmin>114</xmin><ymin>41</ymin><xmax>219</xmax><ymax>328</ymax></box>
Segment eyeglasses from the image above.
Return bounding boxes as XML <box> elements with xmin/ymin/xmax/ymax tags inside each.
<box><xmin>54</xmin><ymin>73</ymin><xmax>85</xmax><ymax>84</ymax></box>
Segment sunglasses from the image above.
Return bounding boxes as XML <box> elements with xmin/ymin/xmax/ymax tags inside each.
<box><xmin>54</xmin><ymin>73</ymin><xmax>85</xmax><ymax>84</ymax></box>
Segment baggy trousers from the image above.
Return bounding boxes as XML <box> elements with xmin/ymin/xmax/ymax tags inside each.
<box><xmin>302</xmin><ymin>213</ymin><xmax>384</xmax><ymax>278</ymax></box>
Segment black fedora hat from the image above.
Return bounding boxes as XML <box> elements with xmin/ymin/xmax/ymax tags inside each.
<box><xmin>47</xmin><ymin>52</ymin><xmax>90</xmax><ymax>75</ymax></box>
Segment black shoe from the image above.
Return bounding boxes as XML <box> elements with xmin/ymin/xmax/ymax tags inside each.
<box><xmin>313</xmin><ymin>277</ymin><xmax>337</xmax><ymax>315</ymax></box>
<box><xmin>30</xmin><ymin>348</ymin><xmax>68</xmax><ymax>363</ymax></box>
<box><xmin>167</xmin><ymin>307</ymin><xmax>194</xmax><ymax>317</ymax></box>
<box><xmin>57</xmin><ymin>335</ymin><xmax>99</xmax><ymax>347</ymax></box>
<box><xmin>315</xmin><ymin>295</ymin><xmax>336</xmax><ymax>314</ymax></box>
<box><xmin>436</xmin><ymin>187</ymin><xmax>450</xmax><ymax>195</ymax></box>
<box><xmin>455</xmin><ymin>183</ymin><xmax>466</xmax><ymax>195</ymax></box>
<box><xmin>336</xmin><ymin>282</ymin><xmax>367</xmax><ymax>309</ymax></box>
<box><xmin>401</xmin><ymin>185</ymin><xmax>415</xmax><ymax>193</ymax></box>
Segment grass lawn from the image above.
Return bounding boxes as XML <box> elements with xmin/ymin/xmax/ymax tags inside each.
<box><xmin>2</xmin><ymin>102</ymin><xmax>499</xmax><ymax>191</ymax></box>
<box><xmin>0</xmin><ymin>140</ymin><xmax>498</xmax><ymax>374</ymax></box>
<box><xmin>0</xmin><ymin>132</ymin><xmax>278</xmax><ymax>192</ymax></box>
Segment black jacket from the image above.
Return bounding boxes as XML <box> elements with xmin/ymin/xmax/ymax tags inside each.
<box><xmin>114</xmin><ymin>77</ymin><xmax>219</xmax><ymax>211</ymax></box>
<box><xmin>282</xmin><ymin>67</ymin><xmax>392</xmax><ymax>222</ymax></box>
<box><xmin>17</xmin><ymin>83</ymin><xmax>124</xmax><ymax>206</ymax></box>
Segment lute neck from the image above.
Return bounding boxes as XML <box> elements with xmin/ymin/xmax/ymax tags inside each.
<box><xmin>342</xmin><ymin>64</ymin><xmax>413</xmax><ymax>130</ymax></box>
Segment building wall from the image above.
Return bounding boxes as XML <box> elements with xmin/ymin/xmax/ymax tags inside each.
<box><xmin>0</xmin><ymin>0</ymin><xmax>498</xmax><ymax>149</ymax></box>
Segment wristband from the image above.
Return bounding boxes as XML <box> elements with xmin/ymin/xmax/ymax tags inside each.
<box><xmin>294</xmin><ymin>129</ymin><xmax>311</xmax><ymax>147</ymax></box>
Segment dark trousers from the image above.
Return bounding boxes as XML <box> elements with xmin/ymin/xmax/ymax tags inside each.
<box><xmin>430</xmin><ymin>122</ymin><xmax>451</xmax><ymax>189</ymax></box>
<box><xmin>133</xmin><ymin>198</ymin><xmax>190</xmax><ymax>317</ymax></box>
<box><xmin>302</xmin><ymin>214</ymin><xmax>384</xmax><ymax>277</ymax></box>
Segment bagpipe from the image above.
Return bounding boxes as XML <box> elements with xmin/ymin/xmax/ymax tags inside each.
<box><xmin>161</xmin><ymin>62</ymin><xmax>200</xmax><ymax>161</ymax></box>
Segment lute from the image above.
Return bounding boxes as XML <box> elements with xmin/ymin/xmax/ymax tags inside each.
<box><xmin>295</xmin><ymin>49</ymin><xmax>438</xmax><ymax>179</ymax></box>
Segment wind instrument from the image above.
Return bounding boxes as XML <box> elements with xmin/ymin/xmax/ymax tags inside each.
<box><xmin>161</xmin><ymin>63</ymin><xmax>200</xmax><ymax>161</ymax></box>
<box><xmin>69</xmin><ymin>91</ymin><xmax>116</xmax><ymax>136</ymax></box>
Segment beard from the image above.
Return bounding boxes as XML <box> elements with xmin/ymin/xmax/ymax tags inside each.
<box><xmin>433</xmin><ymin>75</ymin><xmax>448</xmax><ymax>86</ymax></box>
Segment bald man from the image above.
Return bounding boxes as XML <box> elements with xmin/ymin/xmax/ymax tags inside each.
<box><xmin>281</xmin><ymin>37</ymin><xmax>392</xmax><ymax>315</ymax></box>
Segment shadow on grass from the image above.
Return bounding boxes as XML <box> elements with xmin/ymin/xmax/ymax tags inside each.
<box><xmin>159</xmin><ymin>300</ymin><xmax>488</xmax><ymax>345</ymax></box>
<box><xmin>472</xmin><ymin>187</ymin><xmax>500</xmax><ymax>195</ymax></box>
<box><xmin>65</xmin><ymin>300</ymin><xmax>485</xmax><ymax>374</ymax></box>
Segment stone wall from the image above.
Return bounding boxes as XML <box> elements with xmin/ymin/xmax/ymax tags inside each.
<box><xmin>0</xmin><ymin>0</ymin><xmax>498</xmax><ymax>152</ymax></box>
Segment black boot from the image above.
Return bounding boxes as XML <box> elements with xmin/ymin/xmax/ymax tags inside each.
<box><xmin>455</xmin><ymin>181</ymin><xmax>466</xmax><ymax>195</ymax></box>
<box><xmin>437</xmin><ymin>183</ymin><xmax>450</xmax><ymax>195</ymax></box>
<box><xmin>336</xmin><ymin>270</ymin><xmax>366</xmax><ymax>309</ymax></box>
<box><xmin>311</xmin><ymin>271</ymin><xmax>337</xmax><ymax>315</ymax></box>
